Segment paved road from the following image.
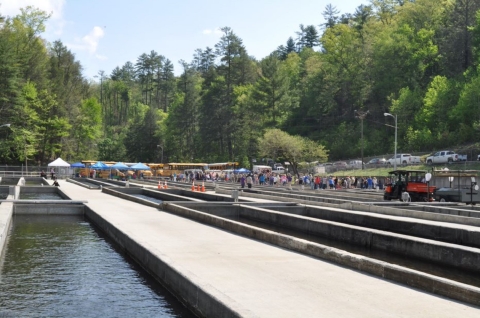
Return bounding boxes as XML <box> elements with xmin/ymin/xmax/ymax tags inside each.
<box><xmin>59</xmin><ymin>180</ymin><xmax>480</xmax><ymax>317</ymax></box>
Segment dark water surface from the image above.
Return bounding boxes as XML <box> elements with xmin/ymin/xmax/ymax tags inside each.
<box><xmin>0</xmin><ymin>215</ymin><xmax>195</xmax><ymax>318</ymax></box>
<box><xmin>131</xmin><ymin>194</ymin><xmax>163</xmax><ymax>204</ymax></box>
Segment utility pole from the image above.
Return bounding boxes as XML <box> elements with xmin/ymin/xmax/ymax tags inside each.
<box><xmin>355</xmin><ymin>110</ymin><xmax>369</xmax><ymax>170</ymax></box>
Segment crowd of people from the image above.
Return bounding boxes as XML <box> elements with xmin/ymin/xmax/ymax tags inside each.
<box><xmin>169</xmin><ymin>169</ymin><xmax>388</xmax><ymax>191</ymax></box>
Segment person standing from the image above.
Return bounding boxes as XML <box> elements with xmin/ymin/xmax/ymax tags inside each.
<box><xmin>240</xmin><ymin>174</ymin><xmax>246</xmax><ymax>188</ymax></box>
<box><xmin>50</xmin><ymin>167</ymin><xmax>55</xmax><ymax>179</ymax></box>
<box><xmin>246</xmin><ymin>174</ymin><xmax>253</xmax><ymax>189</ymax></box>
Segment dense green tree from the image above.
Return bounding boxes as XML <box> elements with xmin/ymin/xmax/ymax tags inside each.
<box><xmin>277</xmin><ymin>37</ymin><xmax>297</xmax><ymax>60</ymax></box>
<box><xmin>322</xmin><ymin>4</ymin><xmax>340</xmax><ymax>29</ymax></box>
<box><xmin>258</xmin><ymin>129</ymin><xmax>328</xmax><ymax>177</ymax></box>
<box><xmin>6</xmin><ymin>1</ymin><xmax>480</xmax><ymax>168</ymax></box>
<box><xmin>71</xmin><ymin>97</ymin><xmax>102</xmax><ymax>160</ymax></box>
<box><xmin>296</xmin><ymin>25</ymin><xmax>320</xmax><ymax>49</ymax></box>
<box><xmin>252</xmin><ymin>52</ymin><xmax>291</xmax><ymax>127</ymax></box>
<box><xmin>165</xmin><ymin>61</ymin><xmax>202</xmax><ymax>162</ymax></box>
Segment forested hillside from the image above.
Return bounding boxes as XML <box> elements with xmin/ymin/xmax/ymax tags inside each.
<box><xmin>2</xmin><ymin>0</ymin><xmax>480</xmax><ymax>167</ymax></box>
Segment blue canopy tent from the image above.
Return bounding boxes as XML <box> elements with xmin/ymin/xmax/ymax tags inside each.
<box><xmin>129</xmin><ymin>162</ymin><xmax>150</xmax><ymax>170</ymax></box>
<box><xmin>108</xmin><ymin>162</ymin><xmax>130</xmax><ymax>180</ymax></box>
<box><xmin>70</xmin><ymin>162</ymin><xmax>85</xmax><ymax>168</ymax></box>
<box><xmin>234</xmin><ymin>168</ymin><xmax>251</xmax><ymax>174</ymax></box>
<box><xmin>110</xmin><ymin>162</ymin><xmax>129</xmax><ymax>169</ymax></box>
<box><xmin>91</xmin><ymin>161</ymin><xmax>110</xmax><ymax>170</ymax></box>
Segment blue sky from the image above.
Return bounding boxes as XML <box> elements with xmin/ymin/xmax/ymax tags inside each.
<box><xmin>2</xmin><ymin>0</ymin><xmax>368</xmax><ymax>79</ymax></box>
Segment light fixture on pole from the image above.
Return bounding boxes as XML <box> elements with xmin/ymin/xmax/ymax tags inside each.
<box><xmin>448</xmin><ymin>176</ymin><xmax>454</xmax><ymax>188</ymax></box>
<box><xmin>355</xmin><ymin>110</ymin><xmax>369</xmax><ymax>170</ymax></box>
<box><xmin>425</xmin><ymin>172</ymin><xmax>432</xmax><ymax>202</ymax></box>
<box><xmin>470</xmin><ymin>177</ymin><xmax>478</xmax><ymax>207</ymax></box>
<box><xmin>384</xmin><ymin>112</ymin><xmax>398</xmax><ymax>170</ymax></box>
<box><xmin>157</xmin><ymin>145</ymin><xmax>163</xmax><ymax>163</ymax></box>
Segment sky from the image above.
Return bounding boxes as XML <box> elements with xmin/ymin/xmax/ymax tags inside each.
<box><xmin>1</xmin><ymin>0</ymin><xmax>368</xmax><ymax>79</ymax></box>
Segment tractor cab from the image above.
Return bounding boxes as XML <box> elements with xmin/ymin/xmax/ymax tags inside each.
<box><xmin>384</xmin><ymin>170</ymin><xmax>435</xmax><ymax>202</ymax></box>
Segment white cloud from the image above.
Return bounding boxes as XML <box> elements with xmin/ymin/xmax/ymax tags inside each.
<box><xmin>202</xmin><ymin>28</ymin><xmax>222</xmax><ymax>36</ymax></box>
<box><xmin>1</xmin><ymin>0</ymin><xmax>64</xmax><ymax>18</ymax></box>
<box><xmin>1</xmin><ymin>0</ymin><xmax>66</xmax><ymax>34</ymax></box>
<box><xmin>68</xmin><ymin>26</ymin><xmax>105</xmax><ymax>54</ymax></box>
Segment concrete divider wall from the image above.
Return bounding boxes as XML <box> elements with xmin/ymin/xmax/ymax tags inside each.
<box><xmin>409</xmin><ymin>204</ymin><xmax>480</xmax><ymax>219</ymax></box>
<box><xmin>235</xmin><ymin>205</ymin><xmax>480</xmax><ymax>272</ymax></box>
<box><xmin>162</xmin><ymin>202</ymin><xmax>480</xmax><ymax>307</ymax></box>
<box><xmin>164</xmin><ymin>203</ymin><xmax>241</xmax><ymax>219</ymax></box>
<box><xmin>215</xmin><ymin>187</ymin><xmax>344</xmax><ymax>207</ymax></box>
<box><xmin>84</xmin><ymin>205</ymin><xmax>243</xmax><ymax>318</ymax></box>
<box><xmin>179</xmin><ymin>189</ymin><xmax>238</xmax><ymax>202</ymax></box>
<box><xmin>345</xmin><ymin>202</ymin><xmax>480</xmax><ymax>227</ymax></box>
<box><xmin>256</xmin><ymin>188</ymin><xmax>378</xmax><ymax>202</ymax></box>
<box><xmin>221</xmin><ymin>187</ymin><xmax>480</xmax><ymax>228</ymax></box>
<box><xmin>271</xmin><ymin>205</ymin><xmax>480</xmax><ymax>248</ymax></box>
<box><xmin>102</xmin><ymin>187</ymin><xmax>205</xmax><ymax>206</ymax></box>
<box><xmin>67</xmin><ymin>178</ymin><xmax>99</xmax><ymax>189</ymax></box>
<box><xmin>0</xmin><ymin>201</ymin><xmax>13</xmax><ymax>256</ymax></box>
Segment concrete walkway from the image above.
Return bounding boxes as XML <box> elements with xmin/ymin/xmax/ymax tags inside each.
<box><xmin>59</xmin><ymin>180</ymin><xmax>480</xmax><ymax>317</ymax></box>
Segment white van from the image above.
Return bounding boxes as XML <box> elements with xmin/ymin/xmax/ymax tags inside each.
<box><xmin>348</xmin><ymin>160</ymin><xmax>364</xmax><ymax>169</ymax></box>
<box><xmin>252</xmin><ymin>165</ymin><xmax>272</xmax><ymax>174</ymax></box>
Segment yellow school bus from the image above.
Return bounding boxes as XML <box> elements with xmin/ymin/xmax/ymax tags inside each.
<box><xmin>206</xmin><ymin>162</ymin><xmax>239</xmax><ymax>171</ymax></box>
<box><xmin>161</xmin><ymin>163</ymin><xmax>207</xmax><ymax>177</ymax></box>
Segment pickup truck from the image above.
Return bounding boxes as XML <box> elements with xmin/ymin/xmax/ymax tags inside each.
<box><xmin>426</xmin><ymin>150</ymin><xmax>459</xmax><ymax>164</ymax></box>
<box><xmin>386</xmin><ymin>154</ymin><xmax>421</xmax><ymax>166</ymax></box>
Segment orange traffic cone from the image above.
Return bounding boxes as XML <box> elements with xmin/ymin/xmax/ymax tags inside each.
<box><xmin>197</xmin><ymin>184</ymin><xmax>201</xmax><ymax>191</ymax></box>
<box><xmin>164</xmin><ymin>180</ymin><xmax>168</xmax><ymax>189</ymax></box>
<box><xmin>201</xmin><ymin>182</ymin><xmax>205</xmax><ymax>192</ymax></box>
<box><xmin>158</xmin><ymin>181</ymin><xmax>161</xmax><ymax>189</ymax></box>
<box><xmin>191</xmin><ymin>181</ymin><xmax>195</xmax><ymax>191</ymax></box>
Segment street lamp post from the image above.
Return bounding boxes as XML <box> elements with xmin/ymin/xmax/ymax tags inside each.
<box><xmin>384</xmin><ymin>113</ymin><xmax>398</xmax><ymax>170</ymax></box>
<box><xmin>157</xmin><ymin>145</ymin><xmax>163</xmax><ymax>163</ymax></box>
<box><xmin>355</xmin><ymin>110</ymin><xmax>369</xmax><ymax>170</ymax></box>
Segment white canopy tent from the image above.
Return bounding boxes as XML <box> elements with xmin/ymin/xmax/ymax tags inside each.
<box><xmin>47</xmin><ymin>158</ymin><xmax>72</xmax><ymax>178</ymax></box>
<box><xmin>47</xmin><ymin>158</ymin><xmax>70</xmax><ymax>167</ymax></box>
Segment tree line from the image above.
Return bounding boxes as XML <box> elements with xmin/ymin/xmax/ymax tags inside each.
<box><xmin>1</xmin><ymin>1</ymin><xmax>480</xmax><ymax>168</ymax></box>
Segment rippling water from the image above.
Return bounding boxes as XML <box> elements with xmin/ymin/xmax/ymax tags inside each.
<box><xmin>19</xmin><ymin>193</ymin><xmax>64</xmax><ymax>200</ymax></box>
<box><xmin>0</xmin><ymin>215</ymin><xmax>195</xmax><ymax>318</ymax></box>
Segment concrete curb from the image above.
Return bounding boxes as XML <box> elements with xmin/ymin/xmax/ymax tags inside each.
<box><xmin>67</xmin><ymin>178</ymin><xmax>99</xmax><ymax>189</ymax></box>
<box><xmin>163</xmin><ymin>202</ymin><xmax>480</xmax><ymax>307</ymax></box>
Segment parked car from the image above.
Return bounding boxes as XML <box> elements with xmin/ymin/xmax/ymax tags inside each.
<box><xmin>367</xmin><ymin>158</ymin><xmax>386</xmax><ymax>165</ymax></box>
<box><xmin>426</xmin><ymin>150</ymin><xmax>459</xmax><ymax>164</ymax></box>
<box><xmin>386</xmin><ymin>154</ymin><xmax>422</xmax><ymax>165</ymax></box>
<box><xmin>333</xmin><ymin>161</ymin><xmax>348</xmax><ymax>169</ymax></box>
<box><xmin>348</xmin><ymin>160</ymin><xmax>364</xmax><ymax>169</ymax></box>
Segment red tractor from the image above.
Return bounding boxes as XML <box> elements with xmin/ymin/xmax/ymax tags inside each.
<box><xmin>384</xmin><ymin>170</ymin><xmax>435</xmax><ymax>202</ymax></box>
